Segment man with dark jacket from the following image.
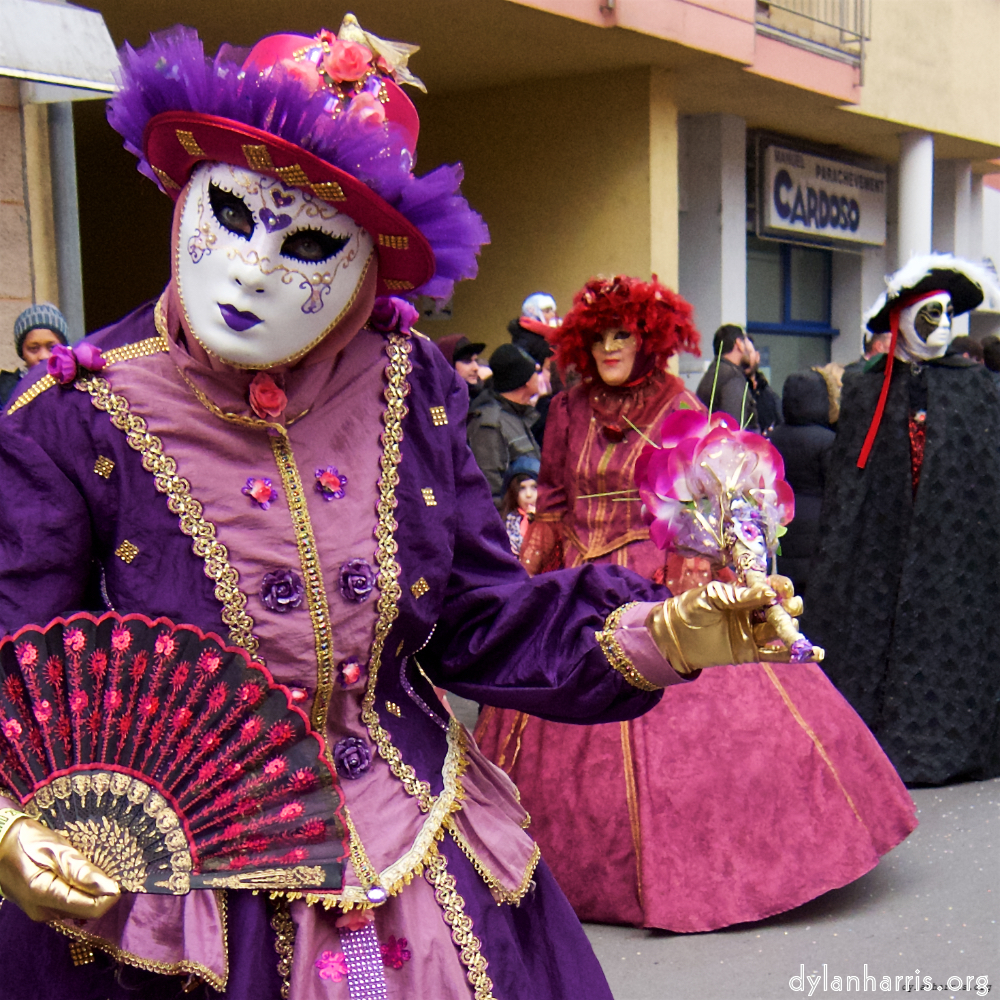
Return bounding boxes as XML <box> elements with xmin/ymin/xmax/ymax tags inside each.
<box><xmin>696</xmin><ymin>324</ymin><xmax>757</xmax><ymax>429</ymax></box>
<box><xmin>467</xmin><ymin>343</ymin><xmax>541</xmax><ymax>508</ymax></box>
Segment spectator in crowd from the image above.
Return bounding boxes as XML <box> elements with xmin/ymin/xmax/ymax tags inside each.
<box><xmin>769</xmin><ymin>369</ymin><xmax>835</xmax><ymax>596</ymax></box>
<box><xmin>500</xmin><ymin>454</ymin><xmax>540</xmax><ymax>556</ymax></box>
<box><xmin>743</xmin><ymin>336</ymin><xmax>781</xmax><ymax>435</ymax></box>
<box><xmin>946</xmin><ymin>335</ymin><xmax>984</xmax><ymax>362</ymax></box>
<box><xmin>843</xmin><ymin>328</ymin><xmax>893</xmax><ymax>377</ymax></box>
<box><xmin>508</xmin><ymin>293</ymin><xmax>563</xmax><ymax>445</ymax></box>
<box><xmin>981</xmin><ymin>334</ymin><xmax>1000</xmax><ymax>391</ymax></box>
<box><xmin>0</xmin><ymin>303</ymin><xmax>69</xmax><ymax>406</ymax></box>
<box><xmin>434</xmin><ymin>332</ymin><xmax>487</xmax><ymax>397</ymax></box>
<box><xmin>696</xmin><ymin>323</ymin><xmax>757</xmax><ymax>429</ymax></box>
<box><xmin>467</xmin><ymin>343</ymin><xmax>541</xmax><ymax>508</ymax></box>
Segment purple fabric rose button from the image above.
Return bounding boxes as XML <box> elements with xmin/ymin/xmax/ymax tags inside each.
<box><xmin>261</xmin><ymin>569</ymin><xmax>305</xmax><ymax>613</ymax></box>
<box><xmin>333</xmin><ymin>736</ymin><xmax>371</xmax><ymax>780</ymax></box>
<box><xmin>339</xmin><ymin>559</ymin><xmax>375</xmax><ymax>603</ymax></box>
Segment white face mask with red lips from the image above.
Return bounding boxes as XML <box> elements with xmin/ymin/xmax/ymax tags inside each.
<box><xmin>176</xmin><ymin>162</ymin><xmax>375</xmax><ymax>368</ymax></box>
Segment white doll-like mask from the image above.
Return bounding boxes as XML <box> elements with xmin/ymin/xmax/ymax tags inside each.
<box><xmin>176</xmin><ymin>162</ymin><xmax>375</xmax><ymax>368</ymax></box>
<box><xmin>895</xmin><ymin>292</ymin><xmax>954</xmax><ymax>363</ymax></box>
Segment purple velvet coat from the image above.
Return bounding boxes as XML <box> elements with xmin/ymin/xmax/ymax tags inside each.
<box><xmin>0</xmin><ymin>302</ymin><xmax>669</xmax><ymax>999</ymax></box>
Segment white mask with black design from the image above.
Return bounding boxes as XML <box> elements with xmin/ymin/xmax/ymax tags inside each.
<box><xmin>176</xmin><ymin>162</ymin><xmax>375</xmax><ymax>368</ymax></box>
<box><xmin>894</xmin><ymin>292</ymin><xmax>954</xmax><ymax>364</ymax></box>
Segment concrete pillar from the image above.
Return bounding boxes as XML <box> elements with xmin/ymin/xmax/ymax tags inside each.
<box><xmin>21</xmin><ymin>100</ymin><xmax>59</xmax><ymax>309</ymax></box>
<box><xmin>897</xmin><ymin>132</ymin><xmax>933</xmax><ymax>267</ymax></box>
<box><xmin>0</xmin><ymin>78</ymin><xmax>33</xmax><ymax>372</ymax></box>
<box><xmin>49</xmin><ymin>102</ymin><xmax>84</xmax><ymax>341</ymax></box>
<box><xmin>932</xmin><ymin>159</ymin><xmax>974</xmax><ymax>333</ymax></box>
<box><xmin>649</xmin><ymin>69</ymin><xmax>680</xmax><ymax>374</ymax></box>
<box><xmin>677</xmin><ymin>113</ymin><xmax>746</xmax><ymax>388</ymax></box>
<box><xmin>933</xmin><ymin>160</ymin><xmax>973</xmax><ymax>257</ymax></box>
<box><xmin>649</xmin><ymin>69</ymin><xmax>679</xmax><ymax>290</ymax></box>
<box><xmin>969</xmin><ymin>173</ymin><xmax>984</xmax><ymax>263</ymax></box>
<box><xmin>829</xmin><ymin>243</ymin><xmax>889</xmax><ymax>367</ymax></box>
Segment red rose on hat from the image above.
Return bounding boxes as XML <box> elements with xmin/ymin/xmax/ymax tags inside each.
<box><xmin>323</xmin><ymin>40</ymin><xmax>372</xmax><ymax>82</ymax></box>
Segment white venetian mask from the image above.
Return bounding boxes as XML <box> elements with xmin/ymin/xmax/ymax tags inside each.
<box><xmin>176</xmin><ymin>162</ymin><xmax>375</xmax><ymax>368</ymax></box>
<box><xmin>895</xmin><ymin>292</ymin><xmax>954</xmax><ymax>363</ymax></box>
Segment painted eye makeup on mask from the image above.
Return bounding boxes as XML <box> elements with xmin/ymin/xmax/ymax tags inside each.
<box><xmin>280</xmin><ymin>229</ymin><xmax>351</xmax><ymax>263</ymax></box>
<box><xmin>209</xmin><ymin>183</ymin><xmax>255</xmax><ymax>238</ymax></box>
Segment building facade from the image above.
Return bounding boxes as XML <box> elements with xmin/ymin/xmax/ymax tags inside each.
<box><xmin>3</xmin><ymin>0</ymin><xmax>999</xmax><ymax>388</ymax></box>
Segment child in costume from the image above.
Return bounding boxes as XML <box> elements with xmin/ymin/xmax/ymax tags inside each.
<box><xmin>500</xmin><ymin>456</ymin><xmax>539</xmax><ymax>556</ymax></box>
<box><xmin>0</xmin><ymin>19</ymin><xmax>806</xmax><ymax>1000</ymax></box>
<box><xmin>808</xmin><ymin>255</ymin><xmax>1000</xmax><ymax>786</ymax></box>
<box><xmin>477</xmin><ymin>275</ymin><xmax>916</xmax><ymax>932</ymax></box>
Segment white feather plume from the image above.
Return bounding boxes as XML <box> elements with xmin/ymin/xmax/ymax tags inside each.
<box><xmin>864</xmin><ymin>253</ymin><xmax>1000</xmax><ymax>330</ymax></box>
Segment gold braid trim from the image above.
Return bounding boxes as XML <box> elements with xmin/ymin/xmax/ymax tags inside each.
<box><xmin>75</xmin><ymin>376</ymin><xmax>258</xmax><ymax>655</ymax></box>
<box><xmin>425</xmin><ymin>842</ymin><xmax>496</xmax><ymax>1000</ymax></box>
<box><xmin>595</xmin><ymin>602</ymin><xmax>660</xmax><ymax>692</ymax></box>
<box><xmin>6</xmin><ymin>336</ymin><xmax>169</xmax><ymax>415</ymax></box>
<box><xmin>446</xmin><ymin>821</ymin><xmax>541</xmax><ymax>906</ymax></box>
<box><xmin>102</xmin><ymin>336</ymin><xmax>170</xmax><ymax>366</ymax></box>
<box><xmin>268</xmin><ymin>895</ymin><xmax>296</xmax><ymax>1000</ymax></box>
<box><xmin>268</xmin><ymin>435</ymin><xmax>336</xmax><ymax>733</ymax></box>
<box><xmin>5</xmin><ymin>374</ymin><xmax>56</xmax><ymax>415</ymax></box>
<box><xmin>359</xmin><ymin>333</ymin><xmax>435</xmax><ymax>809</ymax></box>
<box><xmin>49</xmin><ymin>889</ymin><xmax>230</xmax><ymax>991</ymax></box>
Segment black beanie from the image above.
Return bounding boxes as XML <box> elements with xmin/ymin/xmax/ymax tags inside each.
<box><xmin>490</xmin><ymin>344</ymin><xmax>537</xmax><ymax>393</ymax></box>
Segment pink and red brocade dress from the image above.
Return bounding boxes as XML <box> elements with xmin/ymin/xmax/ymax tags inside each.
<box><xmin>475</xmin><ymin>373</ymin><xmax>917</xmax><ymax>932</ymax></box>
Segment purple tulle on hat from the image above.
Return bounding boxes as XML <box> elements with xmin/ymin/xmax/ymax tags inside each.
<box><xmin>107</xmin><ymin>27</ymin><xmax>489</xmax><ymax>302</ymax></box>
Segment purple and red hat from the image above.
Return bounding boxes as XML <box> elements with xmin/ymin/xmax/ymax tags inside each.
<box><xmin>107</xmin><ymin>15</ymin><xmax>489</xmax><ymax>301</ymax></box>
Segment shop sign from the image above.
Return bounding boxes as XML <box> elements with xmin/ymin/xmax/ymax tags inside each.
<box><xmin>760</xmin><ymin>143</ymin><xmax>886</xmax><ymax>247</ymax></box>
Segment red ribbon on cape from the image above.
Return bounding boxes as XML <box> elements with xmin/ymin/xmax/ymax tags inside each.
<box><xmin>856</xmin><ymin>288</ymin><xmax>945</xmax><ymax>469</ymax></box>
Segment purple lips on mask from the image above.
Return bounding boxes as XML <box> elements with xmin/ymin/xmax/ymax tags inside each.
<box><xmin>219</xmin><ymin>304</ymin><xmax>263</xmax><ymax>332</ymax></box>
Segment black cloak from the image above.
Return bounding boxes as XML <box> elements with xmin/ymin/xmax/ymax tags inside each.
<box><xmin>806</xmin><ymin>355</ymin><xmax>1000</xmax><ymax>785</ymax></box>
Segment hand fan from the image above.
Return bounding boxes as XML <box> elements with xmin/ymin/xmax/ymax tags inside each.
<box><xmin>0</xmin><ymin>612</ymin><xmax>347</xmax><ymax>894</ymax></box>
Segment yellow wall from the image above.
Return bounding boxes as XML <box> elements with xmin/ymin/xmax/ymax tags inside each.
<box><xmin>851</xmin><ymin>0</ymin><xmax>1000</xmax><ymax>148</ymax></box>
<box><xmin>415</xmin><ymin>67</ymin><xmax>676</xmax><ymax>354</ymax></box>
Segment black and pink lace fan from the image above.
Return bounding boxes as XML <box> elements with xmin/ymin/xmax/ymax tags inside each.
<box><xmin>0</xmin><ymin>612</ymin><xmax>347</xmax><ymax>894</ymax></box>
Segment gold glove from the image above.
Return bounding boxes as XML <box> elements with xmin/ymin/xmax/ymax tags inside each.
<box><xmin>646</xmin><ymin>576</ymin><xmax>805</xmax><ymax>675</ymax></box>
<box><xmin>0</xmin><ymin>810</ymin><xmax>119</xmax><ymax>922</ymax></box>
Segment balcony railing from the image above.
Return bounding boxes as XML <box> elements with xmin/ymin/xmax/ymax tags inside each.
<box><xmin>755</xmin><ymin>0</ymin><xmax>869</xmax><ymax>77</ymax></box>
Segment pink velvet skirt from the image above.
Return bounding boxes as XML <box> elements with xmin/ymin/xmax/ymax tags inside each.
<box><xmin>475</xmin><ymin>661</ymin><xmax>917</xmax><ymax>932</ymax></box>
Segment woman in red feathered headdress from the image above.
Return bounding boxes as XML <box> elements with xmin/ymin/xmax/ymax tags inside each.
<box><xmin>477</xmin><ymin>273</ymin><xmax>917</xmax><ymax>935</ymax></box>
<box><xmin>520</xmin><ymin>273</ymin><xmax>702</xmax><ymax>576</ymax></box>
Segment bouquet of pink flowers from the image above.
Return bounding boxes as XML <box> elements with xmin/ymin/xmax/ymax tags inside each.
<box><xmin>636</xmin><ymin>408</ymin><xmax>821</xmax><ymax>662</ymax></box>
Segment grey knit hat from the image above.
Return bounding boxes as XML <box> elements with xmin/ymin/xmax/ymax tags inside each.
<box><xmin>14</xmin><ymin>303</ymin><xmax>69</xmax><ymax>357</ymax></box>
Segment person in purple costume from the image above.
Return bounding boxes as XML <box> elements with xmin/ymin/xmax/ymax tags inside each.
<box><xmin>0</xmin><ymin>17</ymin><xmax>804</xmax><ymax>1000</ymax></box>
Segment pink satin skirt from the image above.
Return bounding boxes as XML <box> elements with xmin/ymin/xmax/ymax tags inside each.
<box><xmin>475</xmin><ymin>661</ymin><xmax>917</xmax><ymax>932</ymax></box>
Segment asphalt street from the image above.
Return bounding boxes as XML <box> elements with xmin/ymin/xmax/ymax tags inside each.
<box><xmin>450</xmin><ymin>696</ymin><xmax>998</xmax><ymax>1000</ymax></box>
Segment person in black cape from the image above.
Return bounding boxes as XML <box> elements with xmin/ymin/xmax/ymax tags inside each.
<box><xmin>806</xmin><ymin>254</ymin><xmax>1000</xmax><ymax>786</ymax></box>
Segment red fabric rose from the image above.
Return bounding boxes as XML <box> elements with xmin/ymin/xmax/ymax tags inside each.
<box><xmin>323</xmin><ymin>40</ymin><xmax>372</xmax><ymax>82</ymax></box>
<box><xmin>249</xmin><ymin>372</ymin><xmax>287</xmax><ymax>420</ymax></box>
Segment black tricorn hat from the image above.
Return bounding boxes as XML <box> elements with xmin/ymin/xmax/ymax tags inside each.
<box><xmin>865</xmin><ymin>254</ymin><xmax>994</xmax><ymax>334</ymax></box>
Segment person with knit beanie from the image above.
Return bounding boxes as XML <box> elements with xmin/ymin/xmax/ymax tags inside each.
<box><xmin>467</xmin><ymin>343</ymin><xmax>541</xmax><ymax>508</ymax></box>
<box><xmin>0</xmin><ymin>303</ymin><xmax>69</xmax><ymax>406</ymax></box>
